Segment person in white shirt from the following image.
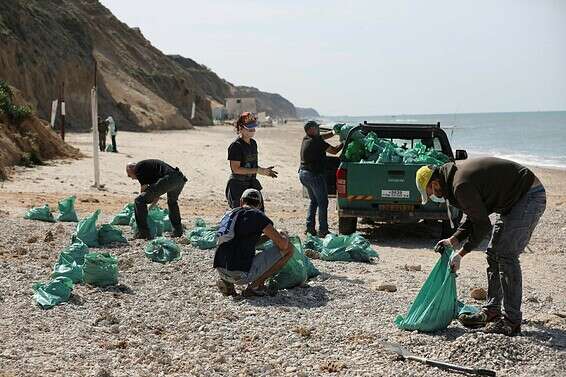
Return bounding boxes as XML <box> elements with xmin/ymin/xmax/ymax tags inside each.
<box><xmin>106</xmin><ymin>115</ymin><xmax>118</xmax><ymax>153</ymax></box>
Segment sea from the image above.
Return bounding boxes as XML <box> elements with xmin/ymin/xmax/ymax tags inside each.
<box><xmin>322</xmin><ymin>111</ymin><xmax>566</xmax><ymax>169</ymax></box>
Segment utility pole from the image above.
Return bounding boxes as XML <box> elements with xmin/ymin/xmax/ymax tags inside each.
<box><xmin>91</xmin><ymin>59</ymin><xmax>100</xmax><ymax>188</ymax></box>
<box><xmin>60</xmin><ymin>81</ymin><xmax>66</xmax><ymax>140</ymax></box>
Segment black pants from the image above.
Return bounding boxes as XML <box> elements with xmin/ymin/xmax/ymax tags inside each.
<box><xmin>99</xmin><ymin>132</ymin><xmax>107</xmax><ymax>151</ymax></box>
<box><xmin>111</xmin><ymin>135</ymin><xmax>117</xmax><ymax>152</ymax></box>
<box><xmin>135</xmin><ymin>170</ymin><xmax>187</xmax><ymax>235</ymax></box>
<box><xmin>225</xmin><ymin>177</ymin><xmax>264</xmax><ymax>211</ymax></box>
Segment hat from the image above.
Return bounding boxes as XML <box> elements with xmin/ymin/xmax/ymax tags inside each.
<box><xmin>304</xmin><ymin>120</ymin><xmax>320</xmax><ymax>131</ymax></box>
<box><xmin>241</xmin><ymin>188</ymin><xmax>262</xmax><ymax>203</ymax></box>
<box><xmin>237</xmin><ymin>112</ymin><xmax>257</xmax><ymax>128</ymax></box>
<box><xmin>415</xmin><ymin>165</ymin><xmax>434</xmax><ymax>205</ymax></box>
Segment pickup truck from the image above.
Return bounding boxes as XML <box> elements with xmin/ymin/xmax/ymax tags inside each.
<box><xmin>324</xmin><ymin>122</ymin><xmax>468</xmax><ymax>236</ymax></box>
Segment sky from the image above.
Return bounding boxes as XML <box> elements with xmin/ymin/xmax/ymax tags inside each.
<box><xmin>99</xmin><ymin>0</ymin><xmax>566</xmax><ymax>116</ymax></box>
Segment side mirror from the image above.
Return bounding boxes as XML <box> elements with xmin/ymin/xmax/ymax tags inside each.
<box><xmin>455</xmin><ymin>149</ymin><xmax>468</xmax><ymax>160</ymax></box>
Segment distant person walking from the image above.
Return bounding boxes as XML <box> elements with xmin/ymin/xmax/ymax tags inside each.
<box><xmin>225</xmin><ymin>112</ymin><xmax>277</xmax><ymax>211</ymax></box>
<box><xmin>126</xmin><ymin>159</ymin><xmax>188</xmax><ymax>240</ymax></box>
<box><xmin>106</xmin><ymin>115</ymin><xmax>118</xmax><ymax>152</ymax></box>
<box><xmin>298</xmin><ymin>121</ymin><xmax>343</xmax><ymax>236</ymax></box>
<box><xmin>97</xmin><ymin>116</ymin><xmax>108</xmax><ymax>152</ymax></box>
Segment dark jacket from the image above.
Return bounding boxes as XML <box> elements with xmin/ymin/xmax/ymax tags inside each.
<box><xmin>438</xmin><ymin>157</ymin><xmax>535</xmax><ymax>252</ymax></box>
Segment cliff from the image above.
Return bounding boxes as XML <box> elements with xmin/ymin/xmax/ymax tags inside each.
<box><xmin>0</xmin><ymin>0</ymin><xmax>298</xmax><ymax>131</ymax></box>
<box><xmin>296</xmin><ymin>107</ymin><xmax>321</xmax><ymax>119</ymax></box>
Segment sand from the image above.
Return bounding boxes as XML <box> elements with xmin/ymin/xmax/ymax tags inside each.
<box><xmin>0</xmin><ymin>122</ymin><xmax>564</xmax><ymax>376</ymax></box>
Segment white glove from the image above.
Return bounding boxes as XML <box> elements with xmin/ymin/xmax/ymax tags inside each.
<box><xmin>450</xmin><ymin>252</ymin><xmax>462</xmax><ymax>272</ymax></box>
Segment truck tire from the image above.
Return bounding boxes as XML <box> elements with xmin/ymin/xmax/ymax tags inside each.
<box><xmin>339</xmin><ymin>216</ymin><xmax>357</xmax><ymax>235</ymax></box>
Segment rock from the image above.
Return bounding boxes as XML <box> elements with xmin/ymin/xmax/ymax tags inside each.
<box><xmin>404</xmin><ymin>264</ymin><xmax>421</xmax><ymax>271</ymax></box>
<box><xmin>44</xmin><ymin>231</ymin><xmax>55</xmax><ymax>242</ymax></box>
<box><xmin>470</xmin><ymin>287</ymin><xmax>487</xmax><ymax>300</ymax></box>
<box><xmin>292</xmin><ymin>326</ymin><xmax>312</xmax><ymax>338</ymax></box>
<box><xmin>304</xmin><ymin>249</ymin><xmax>320</xmax><ymax>260</ymax></box>
<box><xmin>94</xmin><ymin>368</ymin><xmax>112</xmax><ymax>377</ymax></box>
<box><xmin>26</xmin><ymin>235</ymin><xmax>39</xmax><ymax>243</ymax></box>
<box><xmin>374</xmin><ymin>284</ymin><xmax>397</xmax><ymax>292</ymax></box>
<box><xmin>320</xmin><ymin>361</ymin><xmax>346</xmax><ymax>373</ymax></box>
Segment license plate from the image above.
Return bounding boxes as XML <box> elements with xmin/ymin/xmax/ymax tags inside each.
<box><xmin>381</xmin><ymin>190</ymin><xmax>410</xmax><ymax>199</ymax></box>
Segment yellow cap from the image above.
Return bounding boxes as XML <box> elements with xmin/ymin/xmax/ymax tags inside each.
<box><xmin>415</xmin><ymin>166</ymin><xmax>433</xmax><ymax>205</ymax></box>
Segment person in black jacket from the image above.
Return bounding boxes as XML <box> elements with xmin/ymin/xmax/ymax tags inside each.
<box><xmin>126</xmin><ymin>159</ymin><xmax>188</xmax><ymax>239</ymax></box>
<box><xmin>416</xmin><ymin>157</ymin><xmax>546</xmax><ymax>336</ymax></box>
<box><xmin>225</xmin><ymin>112</ymin><xmax>278</xmax><ymax>211</ymax></box>
<box><xmin>298</xmin><ymin>121</ymin><xmax>343</xmax><ymax>236</ymax></box>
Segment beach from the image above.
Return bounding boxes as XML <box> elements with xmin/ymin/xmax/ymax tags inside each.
<box><xmin>0</xmin><ymin>122</ymin><xmax>564</xmax><ymax>376</ymax></box>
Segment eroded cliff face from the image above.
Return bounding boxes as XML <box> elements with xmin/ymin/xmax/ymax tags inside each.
<box><xmin>0</xmin><ymin>0</ymin><xmax>299</xmax><ymax>132</ymax></box>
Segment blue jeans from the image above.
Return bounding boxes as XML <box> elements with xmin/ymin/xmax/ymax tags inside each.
<box><xmin>484</xmin><ymin>185</ymin><xmax>546</xmax><ymax>323</ymax></box>
<box><xmin>299</xmin><ymin>169</ymin><xmax>329</xmax><ymax>234</ymax></box>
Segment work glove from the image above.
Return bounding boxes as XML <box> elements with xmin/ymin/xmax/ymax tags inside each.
<box><xmin>434</xmin><ymin>237</ymin><xmax>459</xmax><ymax>253</ymax></box>
<box><xmin>449</xmin><ymin>251</ymin><xmax>462</xmax><ymax>272</ymax></box>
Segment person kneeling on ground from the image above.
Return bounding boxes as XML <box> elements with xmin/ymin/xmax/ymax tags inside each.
<box><xmin>213</xmin><ymin>189</ymin><xmax>293</xmax><ymax>297</ymax></box>
<box><xmin>126</xmin><ymin>159</ymin><xmax>188</xmax><ymax>240</ymax></box>
<box><xmin>415</xmin><ymin>157</ymin><xmax>546</xmax><ymax>336</ymax></box>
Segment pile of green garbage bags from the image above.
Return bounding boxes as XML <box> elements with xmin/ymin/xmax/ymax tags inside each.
<box><xmin>394</xmin><ymin>247</ymin><xmax>479</xmax><ymax>332</ymax></box>
<box><xmin>333</xmin><ymin>124</ymin><xmax>450</xmax><ymax>165</ymax></box>
<box><xmin>145</xmin><ymin>237</ymin><xmax>182</xmax><ymax>263</ymax></box>
<box><xmin>34</xmin><ymin>237</ymin><xmax>120</xmax><ymax>309</ymax></box>
<box><xmin>304</xmin><ymin>233</ymin><xmax>379</xmax><ymax>263</ymax></box>
<box><xmin>74</xmin><ymin>210</ymin><xmax>127</xmax><ymax>247</ymax></box>
<box><xmin>24</xmin><ymin>196</ymin><xmax>80</xmax><ymax>223</ymax></box>
<box><xmin>129</xmin><ymin>206</ymin><xmax>172</xmax><ymax>238</ymax></box>
<box><xmin>268</xmin><ymin>236</ymin><xmax>320</xmax><ymax>290</ymax></box>
<box><xmin>186</xmin><ymin>218</ymin><xmax>218</xmax><ymax>250</ymax></box>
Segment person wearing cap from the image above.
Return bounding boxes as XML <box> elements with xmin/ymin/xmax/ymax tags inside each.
<box><xmin>213</xmin><ymin>188</ymin><xmax>294</xmax><ymax>297</ymax></box>
<box><xmin>226</xmin><ymin>112</ymin><xmax>278</xmax><ymax>211</ymax></box>
<box><xmin>415</xmin><ymin>157</ymin><xmax>546</xmax><ymax>336</ymax></box>
<box><xmin>298</xmin><ymin>121</ymin><xmax>343</xmax><ymax>236</ymax></box>
<box><xmin>126</xmin><ymin>159</ymin><xmax>188</xmax><ymax>239</ymax></box>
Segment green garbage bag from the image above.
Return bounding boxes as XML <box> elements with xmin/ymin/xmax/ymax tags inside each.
<box><xmin>377</xmin><ymin>144</ymin><xmax>403</xmax><ymax>163</ymax></box>
<box><xmin>394</xmin><ymin>248</ymin><xmax>459</xmax><ymax>332</ymax></box>
<box><xmin>111</xmin><ymin>203</ymin><xmax>134</xmax><ymax>225</ymax></box>
<box><xmin>268</xmin><ymin>236</ymin><xmax>320</xmax><ymax>290</ymax></box>
<box><xmin>51</xmin><ymin>253</ymin><xmax>83</xmax><ymax>283</ymax></box>
<box><xmin>98</xmin><ymin>224</ymin><xmax>128</xmax><ymax>245</ymax></box>
<box><xmin>129</xmin><ymin>208</ymin><xmax>164</xmax><ymax>238</ymax></box>
<box><xmin>308</xmin><ymin>233</ymin><xmax>378</xmax><ymax>263</ymax></box>
<box><xmin>344</xmin><ymin>139</ymin><xmax>365</xmax><ymax>162</ymax></box>
<box><xmin>24</xmin><ymin>204</ymin><xmax>56</xmax><ymax>223</ymax></box>
<box><xmin>60</xmin><ymin>238</ymin><xmax>89</xmax><ymax>265</ymax></box>
<box><xmin>160</xmin><ymin>208</ymin><xmax>173</xmax><ymax>233</ymax></box>
<box><xmin>145</xmin><ymin>237</ymin><xmax>181</xmax><ymax>263</ymax></box>
<box><xmin>105</xmin><ymin>144</ymin><xmax>115</xmax><ymax>152</ymax></box>
<box><xmin>83</xmin><ymin>252</ymin><xmax>118</xmax><ymax>287</ymax></box>
<box><xmin>187</xmin><ymin>218</ymin><xmax>218</xmax><ymax>250</ymax></box>
<box><xmin>33</xmin><ymin>276</ymin><xmax>74</xmax><ymax>309</ymax></box>
<box><xmin>57</xmin><ymin>196</ymin><xmax>79</xmax><ymax>222</ymax></box>
<box><xmin>75</xmin><ymin>209</ymin><xmax>100</xmax><ymax>247</ymax></box>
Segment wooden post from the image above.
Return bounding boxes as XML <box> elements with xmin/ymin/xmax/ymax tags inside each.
<box><xmin>91</xmin><ymin>59</ymin><xmax>100</xmax><ymax>188</ymax></box>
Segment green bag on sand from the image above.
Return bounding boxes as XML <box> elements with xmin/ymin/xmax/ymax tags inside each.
<box><xmin>268</xmin><ymin>236</ymin><xmax>320</xmax><ymax>290</ymax></box>
<box><xmin>395</xmin><ymin>248</ymin><xmax>461</xmax><ymax>332</ymax></box>
<box><xmin>33</xmin><ymin>276</ymin><xmax>74</xmax><ymax>309</ymax></box>
<box><xmin>24</xmin><ymin>204</ymin><xmax>56</xmax><ymax>223</ymax></box>
<box><xmin>111</xmin><ymin>203</ymin><xmax>134</xmax><ymax>225</ymax></box>
<box><xmin>105</xmin><ymin>145</ymin><xmax>115</xmax><ymax>152</ymax></box>
<box><xmin>98</xmin><ymin>224</ymin><xmax>128</xmax><ymax>245</ymax></box>
<box><xmin>145</xmin><ymin>237</ymin><xmax>181</xmax><ymax>263</ymax></box>
<box><xmin>51</xmin><ymin>253</ymin><xmax>83</xmax><ymax>283</ymax></box>
<box><xmin>306</xmin><ymin>233</ymin><xmax>379</xmax><ymax>263</ymax></box>
<box><xmin>57</xmin><ymin>196</ymin><xmax>79</xmax><ymax>222</ymax></box>
<box><xmin>129</xmin><ymin>208</ymin><xmax>165</xmax><ymax>238</ymax></box>
<box><xmin>83</xmin><ymin>252</ymin><xmax>118</xmax><ymax>287</ymax></box>
<box><xmin>187</xmin><ymin>218</ymin><xmax>218</xmax><ymax>250</ymax></box>
<box><xmin>75</xmin><ymin>209</ymin><xmax>100</xmax><ymax>247</ymax></box>
<box><xmin>60</xmin><ymin>238</ymin><xmax>89</xmax><ymax>265</ymax></box>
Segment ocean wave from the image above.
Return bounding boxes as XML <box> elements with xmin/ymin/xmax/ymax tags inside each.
<box><xmin>467</xmin><ymin>150</ymin><xmax>566</xmax><ymax>170</ymax></box>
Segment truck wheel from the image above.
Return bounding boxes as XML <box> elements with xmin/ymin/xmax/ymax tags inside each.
<box><xmin>339</xmin><ymin>216</ymin><xmax>357</xmax><ymax>235</ymax></box>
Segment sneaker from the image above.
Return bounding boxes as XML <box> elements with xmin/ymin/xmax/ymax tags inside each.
<box><xmin>242</xmin><ymin>285</ymin><xmax>268</xmax><ymax>298</ymax></box>
<box><xmin>458</xmin><ymin>308</ymin><xmax>502</xmax><ymax>328</ymax></box>
<box><xmin>132</xmin><ymin>231</ymin><xmax>152</xmax><ymax>240</ymax></box>
<box><xmin>484</xmin><ymin>317</ymin><xmax>521</xmax><ymax>336</ymax></box>
<box><xmin>304</xmin><ymin>229</ymin><xmax>317</xmax><ymax>236</ymax></box>
<box><xmin>216</xmin><ymin>279</ymin><xmax>237</xmax><ymax>297</ymax></box>
<box><xmin>170</xmin><ymin>229</ymin><xmax>184</xmax><ymax>238</ymax></box>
